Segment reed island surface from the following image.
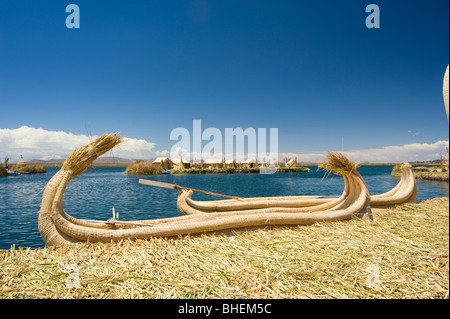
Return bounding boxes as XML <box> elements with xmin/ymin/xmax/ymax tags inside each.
<box><xmin>0</xmin><ymin>197</ymin><xmax>447</xmax><ymax>298</ymax></box>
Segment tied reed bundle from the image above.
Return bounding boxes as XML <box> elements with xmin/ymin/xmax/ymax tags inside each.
<box><xmin>62</xmin><ymin>133</ymin><xmax>123</xmax><ymax>178</ymax></box>
<box><xmin>38</xmin><ymin>133</ymin><xmax>124</xmax><ymax>247</ymax></box>
<box><xmin>319</xmin><ymin>152</ymin><xmax>360</xmax><ymax>176</ymax></box>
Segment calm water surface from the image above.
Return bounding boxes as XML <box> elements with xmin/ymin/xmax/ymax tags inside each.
<box><xmin>0</xmin><ymin>166</ymin><xmax>448</xmax><ymax>249</ymax></box>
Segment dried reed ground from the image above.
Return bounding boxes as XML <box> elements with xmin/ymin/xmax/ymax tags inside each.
<box><xmin>0</xmin><ymin>198</ymin><xmax>448</xmax><ymax>299</ymax></box>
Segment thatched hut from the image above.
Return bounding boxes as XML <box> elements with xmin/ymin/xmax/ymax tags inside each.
<box><xmin>152</xmin><ymin>157</ymin><xmax>173</xmax><ymax>170</ymax></box>
<box><xmin>243</xmin><ymin>158</ymin><xmax>258</xmax><ymax>169</ymax></box>
<box><xmin>225</xmin><ymin>159</ymin><xmax>237</xmax><ymax>168</ymax></box>
<box><xmin>442</xmin><ymin>150</ymin><xmax>449</xmax><ymax>171</ymax></box>
<box><xmin>172</xmin><ymin>157</ymin><xmax>191</xmax><ymax>169</ymax></box>
<box><xmin>17</xmin><ymin>155</ymin><xmax>26</xmax><ymax>169</ymax></box>
<box><xmin>203</xmin><ymin>159</ymin><xmax>221</xmax><ymax>169</ymax></box>
<box><xmin>286</xmin><ymin>159</ymin><xmax>296</xmax><ymax>168</ymax></box>
<box><xmin>269</xmin><ymin>158</ymin><xmax>280</xmax><ymax>168</ymax></box>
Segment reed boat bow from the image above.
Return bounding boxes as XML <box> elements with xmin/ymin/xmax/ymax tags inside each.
<box><xmin>370</xmin><ymin>163</ymin><xmax>417</xmax><ymax>208</ymax></box>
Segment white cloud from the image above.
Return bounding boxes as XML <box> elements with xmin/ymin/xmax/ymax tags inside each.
<box><xmin>1</xmin><ymin>126</ymin><xmax>448</xmax><ymax>164</ymax></box>
<box><xmin>281</xmin><ymin>140</ymin><xmax>449</xmax><ymax>163</ymax></box>
<box><xmin>112</xmin><ymin>137</ymin><xmax>156</xmax><ymax>159</ymax></box>
<box><xmin>165</xmin><ymin>140</ymin><xmax>449</xmax><ymax>164</ymax></box>
<box><xmin>0</xmin><ymin>126</ymin><xmax>157</xmax><ymax>162</ymax></box>
<box><xmin>154</xmin><ymin>150</ymin><xmax>170</xmax><ymax>156</ymax></box>
<box><xmin>408</xmin><ymin>130</ymin><xmax>420</xmax><ymax>137</ymax></box>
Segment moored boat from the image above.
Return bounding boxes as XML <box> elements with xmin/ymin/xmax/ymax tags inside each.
<box><xmin>38</xmin><ymin>134</ymin><xmax>371</xmax><ymax>247</ymax></box>
<box><xmin>175</xmin><ymin>162</ymin><xmax>417</xmax><ymax>215</ymax></box>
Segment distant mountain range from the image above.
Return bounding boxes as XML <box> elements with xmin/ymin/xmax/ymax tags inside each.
<box><xmin>21</xmin><ymin>157</ymin><xmax>446</xmax><ymax>165</ymax></box>
<box><xmin>27</xmin><ymin>156</ymin><xmax>141</xmax><ymax>164</ymax></box>
<box><xmin>408</xmin><ymin>159</ymin><xmax>443</xmax><ymax>164</ymax></box>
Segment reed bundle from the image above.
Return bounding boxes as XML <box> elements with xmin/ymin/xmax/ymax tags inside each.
<box><xmin>319</xmin><ymin>152</ymin><xmax>360</xmax><ymax>176</ymax></box>
<box><xmin>62</xmin><ymin>133</ymin><xmax>123</xmax><ymax>178</ymax></box>
<box><xmin>125</xmin><ymin>161</ymin><xmax>162</xmax><ymax>175</ymax></box>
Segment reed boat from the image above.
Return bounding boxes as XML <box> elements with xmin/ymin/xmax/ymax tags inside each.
<box><xmin>175</xmin><ymin>163</ymin><xmax>417</xmax><ymax>215</ymax></box>
<box><xmin>38</xmin><ymin>133</ymin><xmax>371</xmax><ymax>247</ymax></box>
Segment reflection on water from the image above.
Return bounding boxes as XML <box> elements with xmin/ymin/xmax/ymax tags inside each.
<box><xmin>0</xmin><ymin>166</ymin><xmax>448</xmax><ymax>249</ymax></box>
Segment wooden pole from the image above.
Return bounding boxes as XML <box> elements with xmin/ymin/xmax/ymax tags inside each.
<box><xmin>138</xmin><ymin>179</ymin><xmax>243</xmax><ymax>200</ymax></box>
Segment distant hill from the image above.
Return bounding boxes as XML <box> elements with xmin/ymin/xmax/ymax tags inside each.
<box><xmin>27</xmin><ymin>156</ymin><xmax>136</xmax><ymax>164</ymax></box>
<box><xmin>27</xmin><ymin>159</ymin><xmax>65</xmax><ymax>164</ymax></box>
<box><xmin>93</xmin><ymin>156</ymin><xmax>135</xmax><ymax>164</ymax></box>
<box><xmin>412</xmin><ymin>159</ymin><xmax>442</xmax><ymax>164</ymax></box>
<box><xmin>22</xmin><ymin>157</ymin><xmax>446</xmax><ymax>165</ymax></box>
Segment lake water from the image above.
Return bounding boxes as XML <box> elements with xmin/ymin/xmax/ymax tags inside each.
<box><xmin>0</xmin><ymin>166</ymin><xmax>448</xmax><ymax>249</ymax></box>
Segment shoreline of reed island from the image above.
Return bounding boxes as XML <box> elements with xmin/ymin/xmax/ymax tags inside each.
<box><xmin>0</xmin><ymin>164</ymin><xmax>47</xmax><ymax>177</ymax></box>
<box><xmin>170</xmin><ymin>167</ymin><xmax>311</xmax><ymax>175</ymax></box>
<box><xmin>391</xmin><ymin>164</ymin><xmax>449</xmax><ymax>182</ymax></box>
<box><xmin>124</xmin><ymin>161</ymin><xmax>445</xmax><ymax>177</ymax></box>
<box><xmin>124</xmin><ymin>161</ymin><xmax>310</xmax><ymax>176</ymax></box>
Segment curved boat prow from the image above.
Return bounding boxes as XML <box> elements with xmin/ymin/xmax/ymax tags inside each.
<box><xmin>370</xmin><ymin>162</ymin><xmax>417</xmax><ymax>208</ymax></box>
<box><xmin>38</xmin><ymin>133</ymin><xmax>124</xmax><ymax>247</ymax></box>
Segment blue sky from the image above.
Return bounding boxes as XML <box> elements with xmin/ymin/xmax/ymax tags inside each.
<box><xmin>0</xmin><ymin>0</ymin><xmax>449</xmax><ymax>162</ymax></box>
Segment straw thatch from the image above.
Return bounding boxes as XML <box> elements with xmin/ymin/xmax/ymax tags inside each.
<box><xmin>17</xmin><ymin>155</ymin><xmax>26</xmax><ymax>168</ymax></box>
<box><xmin>61</xmin><ymin>133</ymin><xmax>123</xmax><ymax>177</ymax></box>
<box><xmin>125</xmin><ymin>161</ymin><xmax>163</xmax><ymax>175</ymax></box>
<box><xmin>319</xmin><ymin>152</ymin><xmax>359</xmax><ymax>176</ymax></box>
